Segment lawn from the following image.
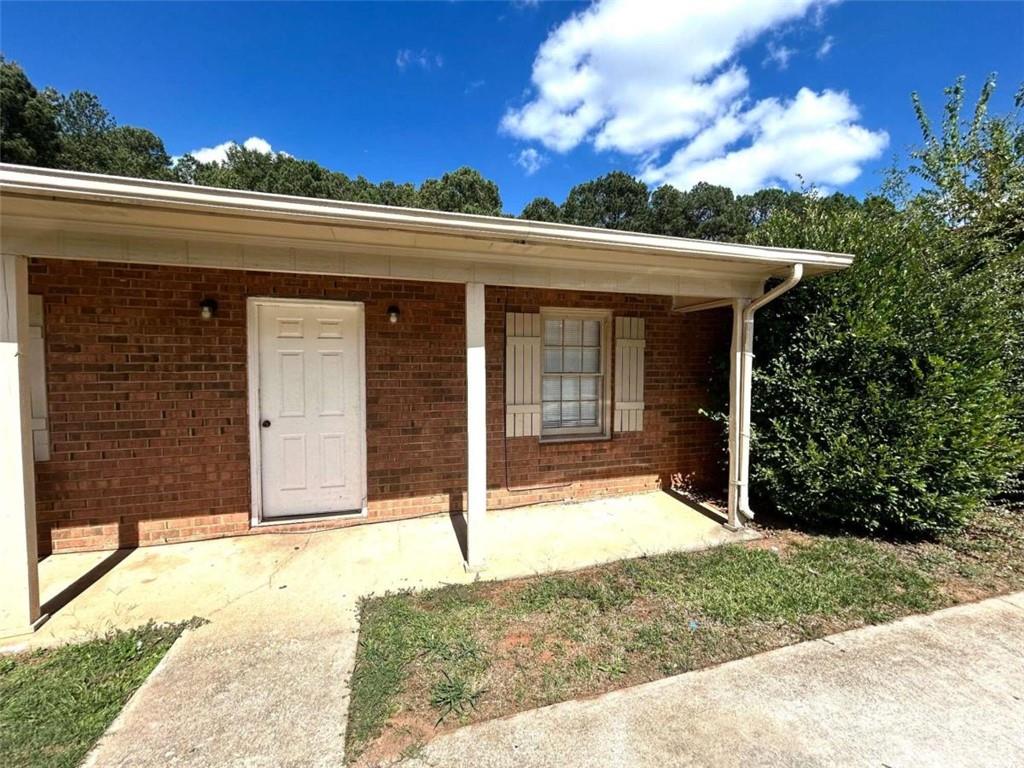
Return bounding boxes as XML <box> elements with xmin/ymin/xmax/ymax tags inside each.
<box><xmin>0</xmin><ymin>621</ymin><xmax>196</xmax><ymax>768</ymax></box>
<box><xmin>345</xmin><ymin>503</ymin><xmax>1024</xmax><ymax>765</ymax></box>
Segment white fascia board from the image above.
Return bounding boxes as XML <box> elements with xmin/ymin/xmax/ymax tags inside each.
<box><xmin>0</xmin><ymin>165</ymin><xmax>855</xmax><ymax>276</ymax></box>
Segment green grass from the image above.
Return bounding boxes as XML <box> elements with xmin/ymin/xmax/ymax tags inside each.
<box><xmin>345</xmin><ymin>589</ymin><xmax>489</xmax><ymax>752</ymax></box>
<box><xmin>0</xmin><ymin>621</ymin><xmax>195</xmax><ymax>768</ymax></box>
<box><xmin>345</xmin><ymin>504</ymin><xmax>1024</xmax><ymax>764</ymax></box>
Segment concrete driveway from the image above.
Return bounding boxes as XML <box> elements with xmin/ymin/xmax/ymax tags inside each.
<box><xmin>405</xmin><ymin>593</ymin><xmax>1024</xmax><ymax>768</ymax></box>
<box><xmin>8</xmin><ymin>491</ymin><xmax>749</xmax><ymax>767</ymax></box>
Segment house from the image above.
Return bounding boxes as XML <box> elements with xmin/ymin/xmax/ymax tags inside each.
<box><xmin>0</xmin><ymin>164</ymin><xmax>852</xmax><ymax>637</ymax></box>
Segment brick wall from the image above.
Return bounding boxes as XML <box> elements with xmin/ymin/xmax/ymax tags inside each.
<box><xmin>486</xmin><ymin>286</ymin><xmax>729</xmax><ymax>509</ymax></box>
<box><xmin>29</xmin><ymin>259</ymin><xmax>729</xmax><ymax>554</ymax></box>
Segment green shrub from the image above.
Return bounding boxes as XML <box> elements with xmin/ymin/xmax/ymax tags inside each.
<box><xmin>748</xmin><ymin>197</ymin><xmax>1022</xmax><ymax>535</ymax></box>
<box><xmin>741</xmin><ymin>78</ymin><xmax>1024</xmax><ymax>536</ymax></box>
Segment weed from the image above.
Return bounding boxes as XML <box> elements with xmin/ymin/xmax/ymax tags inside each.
<box><xmin>595</xmin><ymin>657</ymin><xmax>628</xmax><ymax>678</ymax></box>
<box><xmin>429</xmin><ymin>671</ymin><xmax>485</xmax><ymax>725</ymax></box>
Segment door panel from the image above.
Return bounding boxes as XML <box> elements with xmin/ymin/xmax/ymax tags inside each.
<box><xmin>257</xmin><ymin>302</ymin><xmax>364</xmax><ymax>519</ymax></box>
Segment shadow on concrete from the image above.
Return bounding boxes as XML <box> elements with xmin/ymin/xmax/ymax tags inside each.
<box><xmin>448</xmin><ymin>511</ymin><xmax>469</xmax><ymax>562</ymax></box>
<box><xmin>40</xmin><ymin>547</ymin><xmax>135</xmax><ymax>619</ymax></box>
<box><xmin>665</xmin><ymin>489</ymin><xmax>729</xmax><ymax>526</ymax></box>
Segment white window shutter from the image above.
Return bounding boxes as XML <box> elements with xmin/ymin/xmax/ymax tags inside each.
<box><xmin>28</xmin><ymin>295</ymin><xmax>51</xmax><ymax>461</ymax></box>
<box><xmin>506</xmin><ymin>312</ymin><xmax>542</xmax><ymax>437</ymax></box>
<box><xmin>614</xmin><ymin>316</ymin><xmax>645</xmax><ymax>432</ymax></box>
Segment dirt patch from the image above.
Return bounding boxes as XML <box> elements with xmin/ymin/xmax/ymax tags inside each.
<box><xmin>744</xmin><ymin>529</ymin><xmax>814</xmax><ymax>556</ymax></box>
<box><xmin>351</xmin><ymin>714</ymin><xmax>433</xmax><ymax>768</ymax></box>
<box><xmin>937</xmin><ymin>577</ymin><xmax>994</xmax><ymax>604</ymax></box>
<box><xmin>497</xmin><ymin>632</ymin><xmax>532</xmax><ymax>651</ymax></box>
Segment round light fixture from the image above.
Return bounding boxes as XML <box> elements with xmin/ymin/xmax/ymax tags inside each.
<box><xmin>199</xmin><ymin>298</ymin><xmax>218</xmax><ymax>320</ymax></box>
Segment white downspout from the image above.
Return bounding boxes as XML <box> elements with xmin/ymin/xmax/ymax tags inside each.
<box><xmin>727</xmin><ymin>299</ymin><xmax>748</xmax><ymax>530</ymax></box>
<box><xmin>736</xmin><ymin>263</ymin><xmax>803</xmax><ymax>522</ymax></box>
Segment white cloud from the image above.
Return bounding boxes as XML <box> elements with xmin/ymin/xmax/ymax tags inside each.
<box><xmin>188</xmin><ymin>136</ymin><xmax>275</xmax><ymax>165</ymax></box>
<box><xmin>812</xmin><ymin>2</ymin><xmax>828</xmax><ymax>27</ymax></box>
<box><xmin>502</xmin><ymin>0</ymin><xmax>885</xmax><ymax>193</ymax></box>
<box><xmin>641</xmin><ymin>88</ymin><xmax>889</xmax><ymax>193</ymax></box>
<box><xmin>515</xmin><ymin>147</ymin><xmax>547</xmax><ymax>175</ymax></box>
<box><xmin>764</xmin><ymin>41</ymin><xmax>795</xmax><ymax>70</ymax></box>
<box><xmin>817</xmin><ymin>35</ymin><xmax>835</xmax><ymax>58</ymax></box>
<box><xmin>241</xmin><ymin>136</ymin><xmax>272</xmax><ymax>154</ymax></box>
<box><xmin>501</xmin><ymin>0</ymin><xmax>823</xmax><ymax>155</ymax></box>
<box><xmin>396</xmin><ymin>48</ymin><xmax>443</xmax><ymax>71</ymax></box>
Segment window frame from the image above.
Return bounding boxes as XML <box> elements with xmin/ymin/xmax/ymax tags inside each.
<box><xmin>538</xmin><ymin>307</ymin><xmax>613</xmax><ymax>442</ymax></box>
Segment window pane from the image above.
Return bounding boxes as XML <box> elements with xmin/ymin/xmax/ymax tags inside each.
<box><xmin>538</xmin><ymin>314</ymin><xmax>606</xmax><ymax>436</ymax></box>
<box><xmin>580</xmin><ymin>401</ymin><xmax>597</xmax><ymax>424</ymax></box>
<box><xmin>562</xmin><ymin>401</ymin><xmax>580</xmax><ymax>424</ymax></box>
<box><xmin>542</xmin><ymin>376</ymin><xmax>560</xmax><ymax>401</ymax></box>
<box><xmin>544</xmin><ymin>348</ymin><xmax>562</xmax><ymax>373</ymax></box>
<box><xmin>544</xmin><ymin>320</ymin><xmax>562</xmax><ymax>346</ymax></box>
<box><xmin>563</xmin><ymin>347</ymin><xmax>582</xmax><ymax>372</ymax></box>
<box><xmin>563</xmin><ymin>319</ymin><xmax>582</xmax><ymax>345</ymax></box>
<box><xmin>542</xmin><ymin>402</ymin><xmax>561</xmax><ymax>426</ymax></box>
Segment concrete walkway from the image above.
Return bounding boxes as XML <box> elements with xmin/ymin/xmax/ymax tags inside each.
<box><xmin>5</xmin><ymin>492</ymin><xmax>748</xmax><ymax>767</ymax></box>
<box><xmin>406</xmin><ymin>593</ymin><xmax>1024</xmax><ymax>768</ymax></box>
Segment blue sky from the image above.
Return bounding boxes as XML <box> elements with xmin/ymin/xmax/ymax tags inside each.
<box><xmin>2</xmin><ymin>1</ymin><xmax>1022</xmax><ymax>213</ymax></box>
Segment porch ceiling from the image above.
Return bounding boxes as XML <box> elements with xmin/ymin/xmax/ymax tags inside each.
<box><xmin>0</xmin><ymin>164</ymin><xmax>853</xmax><ymax>299</ymax></box>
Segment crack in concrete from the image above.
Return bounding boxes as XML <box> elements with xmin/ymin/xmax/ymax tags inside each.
<box><xmin>201</xmin><ymin>533</ymin><xmax>315</xmax><ymax>622</ymax></box>
<box><xmin>997</xmin><ymin>595</ymin><xmax>1024</xmax><ymax>612</ymax></box>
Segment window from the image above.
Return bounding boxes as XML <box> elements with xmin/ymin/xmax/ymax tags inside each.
<box><xmin>540</xmin><ymin>310</ymin><xmax>609</xmax><ymax>438</ymax></box>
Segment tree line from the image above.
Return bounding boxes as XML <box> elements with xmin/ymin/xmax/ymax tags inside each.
<box><xmin>2</xmin><ymin>56</ymin><xmax>853</xmax><ymax>241</ymax></box>
<box><xmin>2</xmin><ymin>56</ymin><xmax>1022</xmax><ymax>535</ymax></box>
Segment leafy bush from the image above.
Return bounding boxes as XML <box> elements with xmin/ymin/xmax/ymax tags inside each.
<box><xmin>746</xmin><ymin>78</ymin><xmax>1024</xmax><ymax>535</ymax></box>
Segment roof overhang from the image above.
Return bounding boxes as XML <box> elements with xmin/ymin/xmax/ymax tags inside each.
<box><xmin>0</xmin><ymin>164</ymin><xmax>853</xmax><ymax>300</ymax></box>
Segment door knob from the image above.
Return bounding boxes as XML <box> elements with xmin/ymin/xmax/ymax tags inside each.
<box><xmin>261</xmin><ymin>419</ymin><xmax>271</xmax><ymax>428</ymax></box>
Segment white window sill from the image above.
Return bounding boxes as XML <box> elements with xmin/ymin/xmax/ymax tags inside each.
<box><xmin>538</xmin><ymin>433</ymin><xmax>611</xmax><ymax>445</ymax></box>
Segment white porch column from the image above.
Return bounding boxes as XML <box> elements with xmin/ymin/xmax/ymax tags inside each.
<box><xmin>465</xmin><ymin>282</ymin><xmax>487</xmax><ymax>570</ymax></box>
<box><xmin>0</xmin><ymin>254</ymin><xmax>44</xmax><ymax>638</ymax></box>
<box><xmin>726</xmin><ymin>298</ymin><xmax>748</xmax><ymax>531</ymax></box>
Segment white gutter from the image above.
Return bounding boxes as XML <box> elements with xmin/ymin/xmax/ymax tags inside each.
<box><xmin>673</xmin><ymin>297</ymin><xmax>735</xmax><ymax>314</ymax></box>
<box><xmin>0</xmin><ymin>164</ymin><xmax>854</xmax><ymax>275</ymax></box>
<box><xmin>733</xmin><ymin>263</ymin><xmax>804</xmax><ymax>524</ymax></box>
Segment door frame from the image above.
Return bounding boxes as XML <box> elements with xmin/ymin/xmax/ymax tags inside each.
<box><xmin>246</xmin><ymin>296</ymin><xmax>368</xmax><ymax>526</ymax></box>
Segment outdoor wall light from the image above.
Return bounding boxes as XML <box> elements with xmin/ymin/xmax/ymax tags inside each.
<box><xmin>199</xmin><ymin>298</ymin><xmax>218</xmax><ymax>320</ymax></box>
<box><xmin>386</xmin><ymin>305</ymin><xmax>401</xmax><ymax>324</ymax></box>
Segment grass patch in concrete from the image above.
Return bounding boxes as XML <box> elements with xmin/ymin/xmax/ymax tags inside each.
<box><xmin>0</xmin><ymin>620</ymin><xmax>197</xmax><ymax>768</ymax></box>
<box><xmin>345</xmin><ymin>504</ymin><xmax>1024</xmax><ymax>765</ymax></box>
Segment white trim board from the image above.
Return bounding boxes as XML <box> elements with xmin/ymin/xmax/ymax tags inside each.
<box><xmin>246</xmin><ymin>297</ymin><xmax>368</xmax><ymax>527</ymax></box>
<box><xmin>0</xmin><ymin>164</ymin><xmax>854</xmax><ymax>275</ymax></box>
<box><xmin>1</xmin><ymin>222</ymin><xmax>768</xmax><ymax>300</ymax></box>
<box><xmin>1</xmin><ymin>164</ymin><xmax>854</xmax><ymax>302</ymax></box>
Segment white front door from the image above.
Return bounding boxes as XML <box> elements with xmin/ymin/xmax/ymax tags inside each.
<box><xmin>254</xmin><ymin>300</ymin><xmax>365</xmax><ymax>520</ymax></box>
